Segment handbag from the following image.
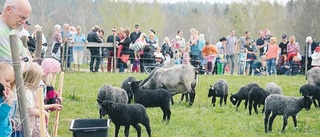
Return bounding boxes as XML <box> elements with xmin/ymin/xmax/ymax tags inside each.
<box><xmin>297</xmin><ymin>52</ymin><xmax>302</xmax><ymax>61</ymax></box>
<box><xmin>120</xmin><ymin>54</ymin><xmax>130</xmax><ymax>63</ymax></box>
<box><xmin>117</xmin><ymin>45</ymin><xmax>123</xmax><ymax>58</ymax></box>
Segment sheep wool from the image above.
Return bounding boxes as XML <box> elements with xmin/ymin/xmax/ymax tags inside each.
<box><xmin>264</xmin><ymin>94</ymin><xmax>313</xmax><ymax>133</ymax></box>
<box><xmin>306</xmin><ymin>67</ymin><xmax>320</xmax><ymax>87</ymax></box>
<box><xmin>299</xmin><ymin>84</ymin><xmax>320</xmax><ymax>108</ymax></box>
<box><xmin>265</xmin><ymin>82</ymin><xmax>283</xmax><ymax>95</ymax></box>
<box><xmin>208</xmin><ymin>79</ymin><xmax>228</xmax><ymax>107</ymax></box>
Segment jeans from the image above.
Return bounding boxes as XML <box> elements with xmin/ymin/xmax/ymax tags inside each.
<box><xmin>267</xmin><ymin>58</ymin><xmax>277</xmax><ymax>75</ymax></box>
<box><xmin>225</xmin><ymin>54</ymin><xmax>235</xmax><ymax>75</ymax></box>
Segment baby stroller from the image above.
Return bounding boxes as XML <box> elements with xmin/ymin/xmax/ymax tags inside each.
<box><xmin>238</xmin><ymin>48</ymin><xmax>247</xmax><ymax>75</ymax></box>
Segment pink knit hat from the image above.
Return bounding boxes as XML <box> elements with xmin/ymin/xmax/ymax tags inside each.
<box><xmin>41</xmin><ymin>58</ymin><xmax>61</xmax><ymax>75</ymax></box>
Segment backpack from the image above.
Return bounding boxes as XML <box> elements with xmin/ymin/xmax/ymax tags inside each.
<box><xmin>44</xmin><ymin>85</ymin><xmax>61</xmax><ymax>111</ymax></box>
<box><xmin>27</xmin><ymin>36</ymin><xmax>36</xmax><ymax>53</ymax></box>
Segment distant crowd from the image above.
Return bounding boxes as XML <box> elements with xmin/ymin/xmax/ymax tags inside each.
<box><xmin>19</xmin><ymin>21</ymin><xmax>320</xmax><ymax>75</ymax></box>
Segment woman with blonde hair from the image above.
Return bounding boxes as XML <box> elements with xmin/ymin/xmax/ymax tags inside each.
<box><xmin>0</xmin><ymin>62</ymin><xmax>15</xmax><ymax>137</ymax></box>
<box><xmin>287</xmin><ymin>35</ymin><xmax>300</xmax><ymax>61</ymax></box>
<box><xmin>21</xmin><ymin>62</ymin><xmax>50</xmax><ymax>136</ymax></box>
<box><xmin>188</xmin><ymin>28</ymin><xmax>200</xmax><ymax>66</ymax></box>
<box><xmin>265</xmin><ymin>37</ymin><xmax>281</xmax><ymax>75</ymax></box>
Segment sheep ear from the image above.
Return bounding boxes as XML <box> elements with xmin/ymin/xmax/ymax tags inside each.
<box><xmin>97</xmin><ymin>99</ymin><xmax>103</xmax><ymax>104</ymax></box>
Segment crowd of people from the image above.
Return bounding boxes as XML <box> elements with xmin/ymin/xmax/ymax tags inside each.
<box><xmin>1</xmin><ymin>0</ymin><xmax>63</xmax><ymax>137</ymax></box>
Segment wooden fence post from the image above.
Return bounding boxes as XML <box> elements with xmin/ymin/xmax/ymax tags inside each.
<box><xmin>9</xmin><ymin>35</ymin><xmax>31</xmax><ymax>137</ymax></box>
<box><xmin>35</xmin><ymin>31</ymin><xmax>43</xmax><ymax>60</ymax></box>
<box><xmin>21</xmin><ymin>36</ymin><xmax>28</xmax><ymax>48</ymax></box>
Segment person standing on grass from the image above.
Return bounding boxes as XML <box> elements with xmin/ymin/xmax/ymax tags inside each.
<box><xmin>256</xmin><ymin>30</ymin><xmax>266</xmax><ymax>57</ymax></box>
<box><xmin>279</xmin><ymin>34</ymin><xmax>288</xmax><ymax>57</ymax></box>
<box><xmin>72</xmin><ymin>26</ymin><xmax>87</xmax><ymax>72</ymax></box>
<box><xmin>87</xmin><ymin>25</ymin><xmax>102</xmax><ymax>72</ymax></box>
<box><xmin>106</xmin><ymin>27</ymin><xmax>120</xmax><ymax>72</ymax></box>
<box><xmin>188</xmin><ymin>28</ymin><xmax>200</xmax><ymax>67</ymax></box>
<box><xmin>224</xmin><ymin>29</ymin><xmax>238</xmax><ymax>75</ymax></box>
<box><xmin>265</xmin><ymin>37</ymin><xmax>281</xmax><ymax>75</ymax></box>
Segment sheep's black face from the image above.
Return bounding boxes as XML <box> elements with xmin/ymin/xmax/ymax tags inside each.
<box><xmin>208</xmin><ymin>86</ymin><xmax>215</xmax><ymax>97</ymax></box>
<box><xmin>230</xmin><ymin>95</ymin><xmax>237</xmax><ymax>105</ymax></box>
<box><xmin>100</xmin><ymin>101</ymin><xmax>114</xmax><ymax>116</ymax></box>
<box><xmin>304</xmin><ymin>96</ymin><xmax>313</xmax><ymax>111</ymax></box>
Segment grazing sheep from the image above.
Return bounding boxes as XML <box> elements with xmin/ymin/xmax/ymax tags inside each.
<box><xmin>248</xmin><ymin>87</ymin><xmax>269</xmax><ymax>115</ymax></box>
<box><xmin>121</xmin><ymin>76</ymin><xmax>137</xmax><ymax>103</ymax></box>
<box><xmin>299</xmin><ymin>84</ymin><xmax>320</xmax><ymax>107</ymax></box>
<box><xmin>208</xmin><ymin>79</ymin><xmax>228</xmax><ymax>107</ymax></box>
<box><xmin>130</xmin><ymin>80</ymin><xmax>171</xmax><ymax>122</ymax></box>
<box><xmin>265</xmin><ymin>82</ymin><xmax>283</xmax><ymax>94</ymax></box>
<box><xmin>140</xmin><ymin>64</ymin><xmax>197</xmax><ymax>106</ymax></box>
<box><xmin>306</xmin><ymin>67</ymin><xmax>320</xmax><ymax>87</ymax></box>
<box><xmin>230</xmin><ymin>83</ymin><xmax>260</xmax><ymax>110</ymax></box>
<box><xmin>264</xmin><ymin>94</ymin><xmax>313</xmax><ymax>133</ymax></box>
<box><xmin>97</xmin><ymin>85</ymin><xmax>128</xmax><ymax>118</ymax></box>
<box><xmin>97</xmin><ymin>100</ymin><xmax>151</xmax><ymax>137</ymax></box>
<box><xmin>180</xmin><ymin>77</ymin><xmax>197</xmax><ymax>106</ymax></box>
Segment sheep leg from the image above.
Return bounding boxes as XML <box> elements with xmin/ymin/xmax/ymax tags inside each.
<box><xmin>189</xmin><ymin>92</ymin><xmax>196</xmax><ymax>106</ymax></box>
<box><xmin>224</xmin><ymin>95</ymin><xmax>228</xmax><ymax>105</ymax></box>
<box><xmin>219</xmin><ymin>96</ymin><xmax>223</xmax><ymax>107</ymax></box>
<box><xmin>236</xmin><ymin>100</ymin><xmax>242</xmax><ymax>111</ymax></box>
<box><xmin>115</xmin><ymin>124</ymin><xmax>121</xmax><ymax>137</ymax></box>
<box><xmin>248</xmin><ymin>99</ymin><xmax>253</xmax><ymax>115</ymax></box>
<box><xmin>313</xmin><ymin>98</ymin><xmax>318</xmax><ymax>108</ymax></box>
<box><xmin>253</xmin><ymin>103</ymin><xmax>259</xmax><ymax>115</ymax></box>
<box><xmin>180</xmin><ymin>94</ymin><xmax>185</xmax><ymax>102</ymax></box>
<box><xmin>161</xmin><ymin>107</ymin><xmax>166</xmax><ymax>122</ymax></box>
<box><xmin>211</xmin><ymin>96</ymin><xmax>216</xmax><ymax>107</ymax></box>
<box><xmin>132</xmin><ymin>124</ymin><xmax>141</xmax><ymax>137</ymax></box>
<box><xmin>281</xmin><ymin>115</ymin><xmax>288</xmax><ymax>132</ymax></box>
<box><xmin>141</xmin><ymin>122</ymin><xmax>152</xmax><ymax>137</ymax></box>
<box><xmin>124</xmin><ymin>125</ymin><xmax>131</xmax><ymax>137</ymax></box>
<box><xmin>292</xmin><ymin>115</ymin><xmax>297</xmax><ymax>128</ymax></box>
<box><xmin>264</xmin><ymin>110</ymin><xmax>271</xmax><ymax>133</ymax></box>
<box><xmin>244</xmin><ymin>99</ymin><xmax>248</xmax><ymax>109</ymax></box>
<box><xmin>99</xmin><ymin>108</ymin><xmax>102</xmax><ymax>118</ymax></box>
<box><xmin>268</xmin><ymin>113</ymin><xmax>277</xmax><ymax>132</ymax></box>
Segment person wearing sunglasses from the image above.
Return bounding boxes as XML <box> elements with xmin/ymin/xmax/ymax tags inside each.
<box><xmin>0</xmin><ymin>0</ymin><xmax>32</xmax><ymax>63</ymax></box>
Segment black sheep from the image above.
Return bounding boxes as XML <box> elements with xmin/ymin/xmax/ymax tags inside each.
<box><xmin>299</xmin><ymin>84</ymin><xmax>320</xmax><ymax>107</ymax></box>
<box><xmin>98</xmin><ymin>100</ymin><xmax>151</xmax><ymax>137</ymax></box>
<box><xmin>230</xmin><ymin>83</ymin><xmax>260</xmax><ymax>110</ymax></box>
<box><xmin>130</xmin><ymin>80</ymin><xmax>172</xmax><ymax>122</ymax></box>
<box><xmin>248</xmin><ymin>87</ymin><xmax>270</xmax><ymax>115</ymax></box>
<box><xmin>208</xmin><ymin>79</ymin><xmax>228</xmax><ymax>107</ymax></box>
<box><xmin>121</xmin><ymin>76</ymin><xmax>137</xmax><ymax>103</ymax></box>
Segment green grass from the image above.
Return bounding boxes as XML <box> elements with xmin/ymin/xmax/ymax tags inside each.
<box><xmin>50</xmin><ymin>72</ymin><xmax>320</xmax><ymax>137</ymax></box>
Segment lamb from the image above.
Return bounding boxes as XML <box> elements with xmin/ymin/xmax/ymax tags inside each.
<box><xmin>265</xmin><ymin>82</ymin><xmax>283</xmax><ymax>94</ymax></box>
<box><xmin>97</xmin><ymin>100</ymin><xmax>151</xmax><ymax>137</ymax></box>
<box><xmin>306</xmin><ymin>67</ymin><xmax>320</xmax><ymax>87</ymax></box>
<box><xmin>230</xmin><ymin>83</ymin><xmax>260</xmax><ymax>110</ymax></box>
<box><xmin>97</xmin><ymin>85</ymin><xmax>128</xmax><ymax>118</ymax></box>
<box><xmin>299</xmin><ymin>84</ymin><xmax>320</xmax><ymax>107</ymax></box>
<box><xmin>248</xmin><ymin>87</ymin><xmax>270</xmax><ymax>115</ymax></box>
<box><xmin>264</xmin><ymin>94</ymin><xmax>313</xmax><ymax>133</ymax></box>
<box><xmin>130</xmin><ymin>80</ymin><xmax>171</xmax><ymax>122</ymax></box>
<box><xmin>121</xmin><ymin>76</ymin><xmax>138</xmax><ymax>103</ymax></box>
<box><xmin>207</xmin><ymin>79</ymin><xmax>228</xmax><ymax>107</ymax></box>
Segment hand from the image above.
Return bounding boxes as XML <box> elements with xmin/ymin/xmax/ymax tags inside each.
<box><xmin>3</xmin><ymin>88</ymin><xmax>14</xmax><ymax>106</ymax></box>
<box><xmin>10</xmin><ymin>119</ymin><xmax>15</xmax><ymax>129</ymax></box>
<box><xmin>51</xmin><ymin>104</ymin><xmax>63</xmax><ymax>111</ymax></box>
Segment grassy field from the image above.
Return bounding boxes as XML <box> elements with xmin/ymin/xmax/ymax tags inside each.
<box><xmin>49</xmin><ymin>72</ymin><xmax>320</xmax><ymax>137</ymax></box>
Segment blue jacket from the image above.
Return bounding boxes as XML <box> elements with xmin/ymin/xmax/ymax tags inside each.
<box><xmin>0</xmin><ymin>97</ymin><xmax>12</xmax><ymax>137</ymax></box>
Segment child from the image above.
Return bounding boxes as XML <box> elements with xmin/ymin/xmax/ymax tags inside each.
<box><xmin>238</xmin><ymin>47</ymin><xmax>247</xmax><ymax>75</ymax></box>
<box><xmin>252</xmin><ymin>55</ymin><xmax>267</xmax><ymax>76</ymax></box>
<box><xmin>311</xmin><ymin>46</ymin><xmax>320</xmax><ymax>67</ymax></box>
<box><xmin>0</xmin><ymin>63</ymin><xmax>15</xmax><ymax>137</ymax></box>
<box><xmin>216</xmin><ymin>51</ymin><xmax>225</xmax><ymax>75</ymax></box>
<box><xmin>290</xmin><ymin>56</ymin><xmax>301</xmax><ymax>76</ymax></box>
<box><xmin>132</xmin><ymin>60</ymin><xmax>140</xmax><ymax>73</ymax></box>
<box><xmin>20</xmin><ymin>62</ymin><xmax>50</xmax><ymax>137</ymax></box>
<box><xmin>132</xmin><ymin>33</ymin><xmax>147</xmax><ymax>61</ymax></box>
<box><xmin>154</xmin><ymin>46</ymin><xmax>165</xmax><ymax>66</ymax></box>
<box><xmin>182</xmin><ymin>46</ymin><xmax>190</xmax><ymax>64</ymax></box>
<box><xmin>163</xmin><ymin>54</ymin><xmax>171</xmax><ymax>67</ymax></box>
